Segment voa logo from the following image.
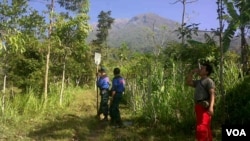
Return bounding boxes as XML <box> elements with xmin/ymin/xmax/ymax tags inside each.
<box><xmin>226</xmin><ymin>129</ymin><xmax>246</xmax><ymax>136</ymax></box>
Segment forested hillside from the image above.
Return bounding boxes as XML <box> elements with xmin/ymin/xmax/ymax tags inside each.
<box><xmin>88</xmin><ymin>13</ymin><xmax>248</xmax><ymax>53</ymax></box>
<box><xmin>1</xmin><ymin>0</ymin><xmax>250</xmax><ymax>140</ymax></box>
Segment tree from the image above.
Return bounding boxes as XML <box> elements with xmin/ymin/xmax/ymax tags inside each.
<box><xmin>0</xmin><ymin>0</ymin><xmax>90</xmax><ymax>100</ymax></box>
<box><xmin>44</xmin><ymin>0</ymin><xmax>89</xmax><ymax>101</ymax></box>
<box><xmin>223</xmin><ymin>0</ymin><xmax>250</xmax><ymax>75</ymax></box>
<box><xmin>43</xmin><ymin>0</ymin><xmax>55</xmax><ymax>102</ymax></box>
<box><xmin>0</xmin><ymin>0</ymin><xmax>47</xmax><ymax>113</ymax></box>
<box><xmin>171</xmin><ymin>0</ymin><xmax>198</xmax><ymax>45</ymax></box>
<box><xmin>52</xmin><ymin>11</ymin><xmax>90</xmax><ymax>105</ymax></box>
<box><xmin>57</xmin><ymin>0</ymin><xmax>89</xmax><ymax>13</ymax></box>
<box><xmin>216</xmin><ymin>0</ymin><xmax>226</xmax><ymax>123</ymax></box>
<box><xmin>145</xmin><ymin>23</ymin><xmax>168</xmax><ymax>57</ymax></box>
<box><xmin>92</xmin><ymin>10</ymin><xmax>114</xmax><ymax>59</ymax></box>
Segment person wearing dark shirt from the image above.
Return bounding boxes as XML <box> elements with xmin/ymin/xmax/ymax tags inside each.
<box><xmin>186</xmin><ymin>63</ymin><xmax>215</xmax><ymax>141</ymax></box>
<box><xmin>109</xmin><ymin>67</ymin><xmax>125</xmax><ymax>127</ymax></box>
<box><xmin>96</xmin><ymin>67</ymin><xmax>110</xmax><ymax>121</ymax></box>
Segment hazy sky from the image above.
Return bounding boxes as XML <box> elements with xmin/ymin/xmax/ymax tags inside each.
<box><xmin>29</xmin><ymin>0</ymin><xmax>219</xmax><ymax>30</ymax></box>
<box><xmin>89</xmin><ymin>0</ymin><xmax>219</xmax><ymax>30</ymax></box>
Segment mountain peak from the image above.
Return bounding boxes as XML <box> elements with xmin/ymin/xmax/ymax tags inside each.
<box><xmin>88</xmin><ymin>12</ymin><xmax>240</xmax><ymax>53</ymax></box>
<box><xmin>88</xmin><ymin>13</ymin><xmax>181</xmax><ymax>52</ymax></box>
<box><xmin>127</xmin><ymin>13</ymin><xmax>179</xmax><ymax>28</ymax></box>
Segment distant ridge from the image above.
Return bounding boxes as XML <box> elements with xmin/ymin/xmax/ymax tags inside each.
<box><xmin>87</xmin><ymin>13</ymin><xmax>181</xmax><ymax>52</ymax></box>
<box><xmin>87</xmin><ymin>13</ymin><xmax>244</xmax><ymax>53</ymax></box>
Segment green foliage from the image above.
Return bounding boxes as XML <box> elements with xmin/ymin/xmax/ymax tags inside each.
<box><xmin>0</xmin><ymin>86</ymin><xmax>74</xmax><ymax>120</ymax></box>
<box><xmin>122</xmin><ymin>40</ymin><xmax>246</xmax><ymax>134</ymax></box>
<box><xmin>0</xmin><ymin>0</ymin><xmax>92</xmax><ymax>94</ymax></box>
<box><xmin>8</xmin><ymin>47</ymin><xmax>44</xmax><ymax>92</ymax></box>
<box><xmin>224</xmin><ymin>76</ymin><xmax>250</xmax><ymax>125</ymax></box>
<box><xmin>123</xmin><ymin>54</ymin><xmax>194</xmax><ymax>133</ymax></box>
<box><xmin>92</xmin><ymin>10</ymin><xmax>114</xmax><ymax>53</ymax></box>
<box><xmin>222</xmin><ymin>0</ymin><xmax>250</xmax><ymax>74</ymax></box>
<box><xmin>176</xmin><ymin>23</ymin><xmax>199</xmax><ymax>40</ymax></box>
<box><xmin>0</xmin><ymin>0</ymin><xmax>47</xmax><ymax>93</ymax></box>
<box><xmin>163</xmin><ymin>41</ymin><xmax>219</xmax><ymax>69</ymax></box>
<box><xmin>57</xmin><ymin>0</ymin><xmax>89</xmax><ymax>13</ymax></box>
<box><xmin>50</xmin><ymin>12</ymin><xmax>92</xmax><ymax>87</ymax></box>
<box><xmin>0</xmin><ymin>1</ymin><xmax>249</xmax><ymax>139</ymax></box>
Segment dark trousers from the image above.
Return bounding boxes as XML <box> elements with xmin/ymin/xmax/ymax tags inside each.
<box><xmin>109</xmin><ymin>93</ymin><xmax>122</xmax><ymax>124</ymax></box>
<box><xmin>98</xmin><ymin>90</ymin><xmax>109</xmax><ymax>117</ymax></box>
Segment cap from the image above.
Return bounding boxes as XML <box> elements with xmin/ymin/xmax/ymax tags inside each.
<box><xmin>113</xmin><ymin>67</ymin><xmax>120</xmax><ymax>75</ymax></box>
<box><xmin>99</xmin><ymin>67</ymin><xmax>106</xmax><ymax>72</ymax></box>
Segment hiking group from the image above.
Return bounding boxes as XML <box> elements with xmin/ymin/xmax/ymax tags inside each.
<box><xmin>96</xmin><ymin>67</ymin><xmax>125</xmax><ymax>127</ymax></box>
<box><xmin>96</xmin><ymin>63</ymin><xmax>216</xmax><ymax>140</ymax></box>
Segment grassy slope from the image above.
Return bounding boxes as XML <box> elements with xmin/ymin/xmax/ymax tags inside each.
<box><xmin>0</xmin><ymin>89</ymin><xmax>221</xmax><ymax>141</ymax></box>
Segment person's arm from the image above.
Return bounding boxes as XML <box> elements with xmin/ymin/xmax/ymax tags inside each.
<box><xmin>110</xmin><ymin>88</ymin><xmax>116</xmax><ymax>104</ymax></box>
<box><xmin>121</xmin><ymin>77</ymin><xmax>125</xmax><ymax>93</ymax></box>
<box><xmin>110</xmin><ymin>79</ymin><xmax>116</xmax><ymax>103</ymax></box>
<box><xmin>111</xmin><ymin>91</ymin><xmax>116</xmax><ymax>97</ymax></box>
<box><xmin>97</xmin><ymin>77</ymin><xmax>103</xmax><ymax>88</ymax></box>
<box><xmin>96</xmin><ymin>78</ymin><xmax>100</xmax><ymax>88</ymax></box>
<box><xmin>208</xmin><ymin>88</ymin><xmax>215</xmax><ymax>115</ymax></box>
<box><xmin>186</xmin><ymin>69</ymin><xmax>198</xmax><ymax>87</ymax></box>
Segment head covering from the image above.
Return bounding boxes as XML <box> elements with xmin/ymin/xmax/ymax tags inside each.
<box><xmin>99</xmin><ymin>67</ymin><xmax>106</xmax><ymax>72</ymax></box>
<box><xmin>113</xmin><ymin>67</ymin><xmax>120</xmax><ymax>75</ymax></box>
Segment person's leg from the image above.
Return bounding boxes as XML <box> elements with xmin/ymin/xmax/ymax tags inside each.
<box><xmin>97</xmin><ymin>92</ymin><xmax>103</xmax><ymax>118</ymax></box>
<box><xmin>207</xmin><ymin>117</ymin><xmax>213</xmax><ymax>141</ymax></box>
<box><xmin>195</xmin><ymin>104</ymin><xmax>212</xmax><ymax>141</ymax></box>
<box><xmin>109</xmin><ymin>98</ymin><xmax>115</xmax><ymax>124</ymax></box>
<box><xmin>102</xmin><ymin>92</ymin><xmax>109</xmax><ymax>120</ymax></box>
<box><xmin>110</xmin><ymin>94</ymin><xmax>122</xmax><ymax>125</ymax></box>
<box><xmin>115</xmin><ymin>94</ymin><xmax>122</xmax><ymax>125</ymax></box>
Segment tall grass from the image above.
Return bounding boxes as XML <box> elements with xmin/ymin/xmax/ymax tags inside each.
<box><xmin>125</xmin><ymin>61</ymin><xmax>194</xmax><ymax>133</ymax></box>
<box><xmin>125</xmin><ymin>59</ymin><xmax>244</xmax><ymax>135</ymax></box>
<box><xmin>0</xmin><ymin>86</ymin><xmax>75</xmax><ymax>128</ymax></box>
<box><xmin>211</xmin><ymin>60</ymin><xmax>243</xmax><ymax>124</ymax></box>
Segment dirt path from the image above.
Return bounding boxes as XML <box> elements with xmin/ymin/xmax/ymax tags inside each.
<box><xmin>23</xmin><ymin>89</ymin><xmax>137</xmax><ymax>141</ymax></box>
<box><xmin>69</xmin><ymin>89</ymin><xmax>135</xmax><ymax>141</ymax></box>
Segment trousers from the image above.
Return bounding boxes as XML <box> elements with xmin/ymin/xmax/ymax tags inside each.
<box><xmin>109</xmin><ymin>93</ymin><xmax>122</xmax><ymax>124</ymax></box>
<box><xmin>195</xmin><ymin>104</ymin><xmax>212</xmax><ymax>141</ymax></box>
<box><xmin>98</xmin><ymin>90</ymin><xmax>109</xmax><ymax>117</ymax></box>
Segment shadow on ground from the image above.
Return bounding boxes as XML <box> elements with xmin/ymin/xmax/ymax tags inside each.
<box><xmin>27</xmin><ymin>107</ymin><xmax>149</xmax><ymax>141</ymax></box>
<box><xmin>28</xmin><ymin>114</ymin><xmax>109</xmax><ymax>141</ymax></box>
<box><xmin>27</xmin><ymin>105</ymin><xmax>205</xmax><ymax>141</ymax></box>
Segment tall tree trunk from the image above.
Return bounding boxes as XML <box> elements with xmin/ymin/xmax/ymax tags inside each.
<box><xmin>60</xmin><ymin>54</ymin><xmax>66</xmax><ymax>106</ymax></box>
<box><xmin>1</xmin><ymin>75</ymin><xmax>6</xmax><ymax>114</ymax></box>
<box><xmin>2</xmin><ymin>58</ymin><xmax>7</xmax><ymax>94</ymax></box>
<box><xmin>2</xmin><ymin>54</ymin><xmax>7</xmax><ymax>114</ymax></box>
<box><xmin>181</xmin><ymin>0</ymin><xmax>186</xmax><ymax>45</ymax></box>
<box><xmin>218</xmin><ymin>0</ymin><xmax>225</xmax><ymax>123</ymax></box>
<box><xmin>44</xmin><ymin>0</ymin><xmax>54</xmax><ymax>102</ymax></box>
<box><xmin>240</xmin><ymin>26</ymin><xmax>249</xmax><ymax>75</ymax></box>
<box><xmin>3</xmin><ymin>75</ymin><xmax>6</xmax><ymax>94</ymax></box>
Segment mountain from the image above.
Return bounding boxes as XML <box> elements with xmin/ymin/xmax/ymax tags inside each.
<box><xmin>87</xmin><ymin>13</ymin><xmax>180</xmax><ymax>52</ymax></box>
<box><xmin>87</xmin><ymin>13</ymin><xmax>246</xmax><ymax>53</ymax></box>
